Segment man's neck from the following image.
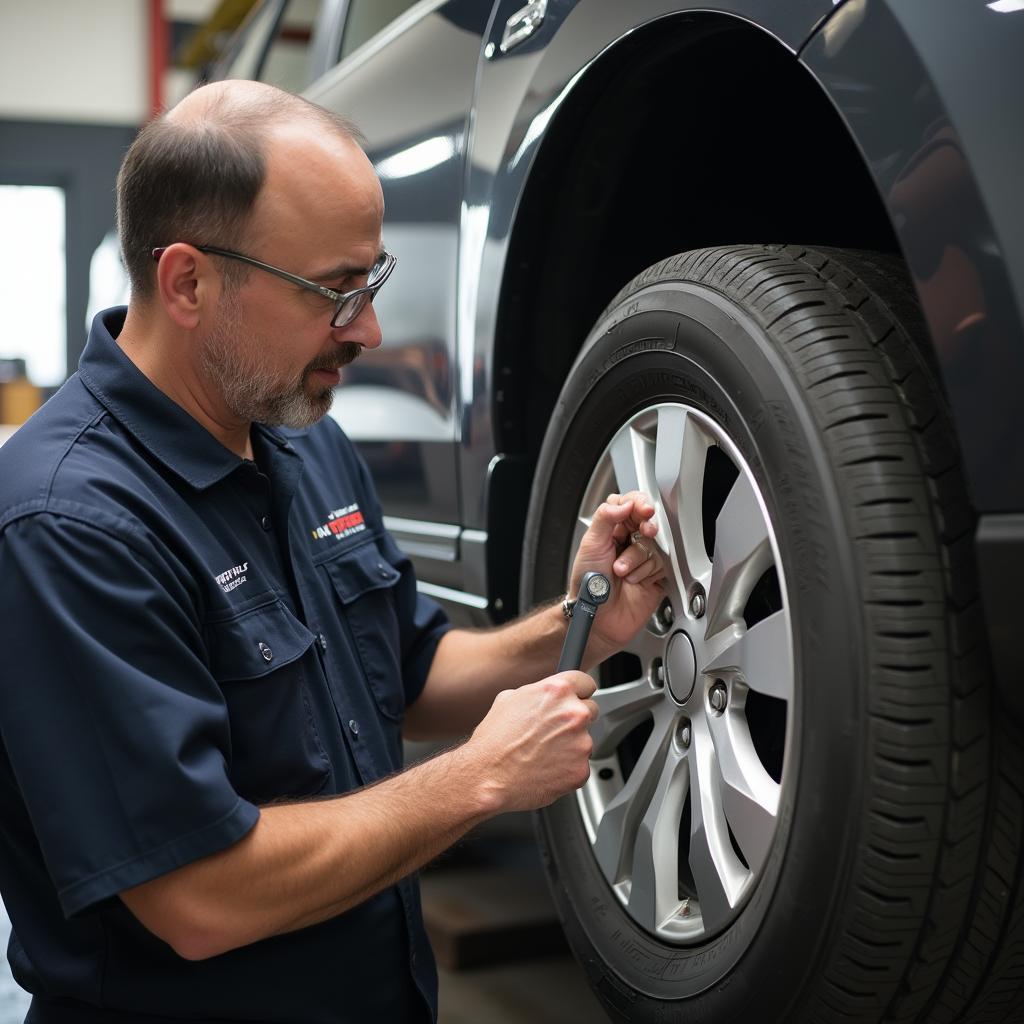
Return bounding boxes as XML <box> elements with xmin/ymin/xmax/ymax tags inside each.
<box><xmin>117</xmin><ymin>304</ymin><xmax>254</xmax><ymax>460</ymax></box>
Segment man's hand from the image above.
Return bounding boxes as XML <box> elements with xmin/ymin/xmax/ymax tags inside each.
<box><xmin>464</xmin><ymin>671</ymin><xmax>598</xmax><ymax>813</ymax></box>
<box><xmin>569</xmin><ymin>491</ymin><xmax>667</xmax><ymax>655</ymax></box>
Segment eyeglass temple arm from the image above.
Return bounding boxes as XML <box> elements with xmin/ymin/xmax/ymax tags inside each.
<box><xmin>151</xmin><ymin>245</ymin><xmax>341</xmax><ymax>301</ymax></box>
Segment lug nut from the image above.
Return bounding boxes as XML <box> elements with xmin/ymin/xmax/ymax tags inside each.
<box><xmin>677</xmin><ymin>721</ymin><xmax>691</xmax><ymax>749</ymax></box>
<box><xmin>654</xmin><ymin>660</ymin><xmax>665</xmax><ymax>687</ymax></box>
<box><xmin>661</xmin><ymin>602</ymin><xmax>674</xmax><ymax>628</ymax></box>
<box><xmin>709</xmin><ymin>682</ymin><xmax>728</xmax><ymax>713</ymax></box>
<box><xmin>690</xmin><ymin>591</ymin><xmax>705</xmax><ymax>618</ymax></box>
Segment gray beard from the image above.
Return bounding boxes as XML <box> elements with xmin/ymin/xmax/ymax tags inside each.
<box><xmin>199</xmin><ymin>298</ymin><xmax>356</xmax><ymax>429</ymax></box>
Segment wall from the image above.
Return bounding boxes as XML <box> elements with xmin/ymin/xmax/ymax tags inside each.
<box><xmin>0</xmin><ymin>0</ymin><xmax>149</xmax><ymax>126</ymax></box>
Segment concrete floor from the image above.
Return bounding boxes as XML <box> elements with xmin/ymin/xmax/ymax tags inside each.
<box><xmin>438</xmin><ymin>954</ymin><xmax>606</xmax><ymax>1023</ymax></box>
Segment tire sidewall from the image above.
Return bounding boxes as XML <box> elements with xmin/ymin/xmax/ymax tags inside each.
<box><xmin>525</xmin><ymin>280</ymin><xmax>867</xmax><ymax>1020</ymax></box>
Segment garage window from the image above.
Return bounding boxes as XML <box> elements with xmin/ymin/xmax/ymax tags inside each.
<box><xmin>339</xmin><ymin>0</ymin><xmax>420</xmax><ymax>63</ymax></box>
<box><xmin>260</xmin><ymin>0</ymin><xmax>324</xmax><ymax>93</ymax></box>
<box><xmin>0</xmin><ymin>184</ymin><xmax>66</xmax><ymax>387</ymax></box>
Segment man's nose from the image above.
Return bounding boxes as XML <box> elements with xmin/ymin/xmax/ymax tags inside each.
<box><xmin>333</xmin><ymin>301</ymin><xmax>382</xmax><ymax>349</ymax></box>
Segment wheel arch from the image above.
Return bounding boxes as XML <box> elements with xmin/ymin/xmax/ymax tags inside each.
<box><xmin>486</xmin><ymin>9</ymin><xmax>900</xmax><ymax>613</ymax></box>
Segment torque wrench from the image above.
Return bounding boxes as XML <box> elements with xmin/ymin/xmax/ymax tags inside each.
<box><xmin>557</xmin><ymin>571</ymin><xmax>611</xmax><ymax>672</ymax></box>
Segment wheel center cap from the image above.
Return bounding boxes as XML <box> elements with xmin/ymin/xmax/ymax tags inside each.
<box><xmin>665</xmin><ymin>631</ymin><xmax>697</xmax><ymax>704</ymax></box>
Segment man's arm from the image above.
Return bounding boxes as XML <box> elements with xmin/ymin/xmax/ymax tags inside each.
<box><xmin>121</xmin><ymin>671</ymin><xmax>597</xmax><ymax>960</ymax></box>
<box><xmin>404</xmin><ymin>491</ymin><xmax>666</xmax><ymax>741</ymax></box>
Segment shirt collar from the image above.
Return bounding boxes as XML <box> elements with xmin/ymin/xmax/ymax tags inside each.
<box><xmin>78</xmin><ymin>306</ymin><xmax>294</xmax><ymax>490</ymax></box>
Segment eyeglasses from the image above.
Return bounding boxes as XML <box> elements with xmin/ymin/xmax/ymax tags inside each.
<box><xmin>151</xmin><ymin>244</ymin><xmax>396</xmax><ymax>328</ymax></box>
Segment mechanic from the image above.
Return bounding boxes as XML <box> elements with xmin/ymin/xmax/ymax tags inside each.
<box><xmin>0</xmin><ymin>81</ymin><xmax>666</xmax><ymax>1023</ymax></box>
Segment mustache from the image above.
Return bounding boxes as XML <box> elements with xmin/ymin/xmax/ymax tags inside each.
<box><xmin>306</xmin><ymin>343</ymin><xmax>362</xmax><ymax>374</ymax></box>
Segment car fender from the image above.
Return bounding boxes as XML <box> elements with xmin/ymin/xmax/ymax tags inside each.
<box><xmin>459</xmin><ymin>0</ymin><xmax>839</xmax><ymax>530</ymax></box>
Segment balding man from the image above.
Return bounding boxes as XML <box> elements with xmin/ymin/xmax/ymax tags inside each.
<box><xmin>0</xmin><ymin>82</ymin><xmax>665</xmax><ymax>1023</ymax></box>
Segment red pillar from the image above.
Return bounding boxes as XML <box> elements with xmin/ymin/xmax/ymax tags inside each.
<box><xmin>149</xmin><ymin>0</ymin><xmax>168</xmax><ymax>118</ymax></box>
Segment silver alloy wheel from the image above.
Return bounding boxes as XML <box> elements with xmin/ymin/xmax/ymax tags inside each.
<box><xmin>571</xmin><ymin>403</ymin><xmax>794</xmax><ymax>944</ymax></box>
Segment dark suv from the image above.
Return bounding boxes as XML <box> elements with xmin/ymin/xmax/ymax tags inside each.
<box><xmin>218</xmin><ymin>2</ymin><xmax>1024</xmax><ymax>1021</ymax></box>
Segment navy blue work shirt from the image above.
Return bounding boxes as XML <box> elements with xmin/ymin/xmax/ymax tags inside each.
<box><xmin>0</xmin><ymin>308</ymin><xmax>451</xmax><ymax>1023</ymax></box>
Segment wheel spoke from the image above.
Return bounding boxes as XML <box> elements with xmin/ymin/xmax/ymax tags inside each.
<box><xmin>609</xmin><ymin>425</ymin><xmax>647</xmax><ymax>496</ymax></box>
<box><xmin>620</xmin><ymin>626</ymin><xmax>666</xmax><ymax>672</ymax></box>
<box><xmin>705</xmin><ymin>472</ymin><xmax>773</xmax><ymax>635</ymax></box>
<box><xmin>703</xmin><ymin>610</ymin><xmax>792</xmax><ymax>702</ymax></box>
<box><xmin>590</xmin><ymin>679</ymin><xmax>663</xmax><ymax>759</ymax></box>
<box><xmin>627</xmin><ymin>744</ymin><xmax>689</xmax><ymax>932</ymax></box>
<box><xmin>593</xmin><ymin>711</ymin><xmax>673</xmax><ymax>886</ymax></box>
<box><xmin>688</xmin><ymin>716</ymin><xmax>747</xmax><ymax>934</ymax></box>
<box><xmin>707</xmin><ymin>708</ymin><xmax>780</xmax><ymax>876</ymax></box>
<box><xmin>654</xmin><ymin>406</ymin><xmax>713</xmax><ymax>597</ymax></box>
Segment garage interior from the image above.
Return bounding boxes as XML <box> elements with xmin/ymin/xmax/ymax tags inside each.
<box><xmin>0</xmin><ymin>1</ymin><xmax>601</xmax><ymax>1021</ymax></box>
<box><xmin>3</xmin><ymin>0</ymin><xmax>1021</xmax><ymax>1022</ymax></box>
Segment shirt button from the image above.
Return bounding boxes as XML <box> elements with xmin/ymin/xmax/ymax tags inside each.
<box><xmin>348</xmin><ymin>719</ymin><xmax>360</xmax><ymax>736</ymax></box>
<box><xmin>258</xmin><ymin>642</ymin><xmax>273</xmax><ymax>662</ymax></box>
<box><xmin>261</xmin><ymin>515</ymin><xmax>271</xmax><ymax>531</ymax></box>
<box><xmin>317</xmin><ymin>633</ymin><xmax>328</xmax><ymax>651</ymax></box>
<box><xmin>376</xmin><ymin>561</ymin><xmax>390</xmax><ymax>579</ymax></box>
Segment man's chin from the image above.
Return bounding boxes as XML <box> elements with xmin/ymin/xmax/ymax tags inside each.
<box><xmin>256</xmin><ymin>388</ymin><xmax>334</xmax><ymax>430</ymax></box>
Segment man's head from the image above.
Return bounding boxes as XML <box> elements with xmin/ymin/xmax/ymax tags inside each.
<box><xmin>116</xmin><ymin>81</ymin><xmax>386</xmax><ymax>430</ymax></box>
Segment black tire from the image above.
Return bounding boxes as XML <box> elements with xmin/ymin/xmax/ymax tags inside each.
<box><xmin>521</xmin><ymin>245</ymin><xmax>1024</xmax><ymax>1023</ymax></box>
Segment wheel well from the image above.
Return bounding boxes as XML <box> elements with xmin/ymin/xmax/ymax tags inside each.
<box><xmin>494</xmin><ymin>13</ymin><xmax>899</xmax><ymax>474</ymax></box>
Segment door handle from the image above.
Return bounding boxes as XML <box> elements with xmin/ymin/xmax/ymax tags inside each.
<box><xmin>500</xmin><ymin>0</ymin><xmax>548</xmax><ymax>53</ymax></box>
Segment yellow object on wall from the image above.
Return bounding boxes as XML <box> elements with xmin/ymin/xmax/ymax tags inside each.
<box><xmin>0</xmin><ymin>379</ymin><xmax>42</xmax><ymax>425</ymax></box>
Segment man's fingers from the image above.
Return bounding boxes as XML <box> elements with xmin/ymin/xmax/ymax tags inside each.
<box><xmin>616</xmin><ymin>491</ymin><xmax>658</xmax><ymax>529</ymax></box>
<box><xmin>589</xmin><ymin>498</ymin><xmax>636</xmax><ymax>542</ymax></box>
<box><xmin>592</xmin><ymin>492</ymin><xmax>659</xmax><ymax>553</ymax></box>
<box><xmin>625</xmin><ymin>552</ymin><xmax>666</xmax><ymax>585</ymax></box>
<box><xmin>560</xmin><ymin>670</ymin><xmax>597</xmax><ymax>700</ymax></box>
<box><xmin>613</xmin><ymin>529</ymin><xmax>661</xmax><ymax>577</ymax></box>
<box><xmin>582</xmin><ymin>698</ymin><xmax>599</xmax><ymax>724</ymax></box>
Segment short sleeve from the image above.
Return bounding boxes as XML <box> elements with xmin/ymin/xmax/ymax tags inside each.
<box><xmin>0</xmin><ymin>511</ymin><xmax>259</xmax><ymax>917</ymax></box>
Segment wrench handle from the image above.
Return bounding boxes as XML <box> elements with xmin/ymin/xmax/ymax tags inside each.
<box><xmin>557</xmin><ymin>600</ymin><xmax>597</xmax><ymax>672</ymax></box>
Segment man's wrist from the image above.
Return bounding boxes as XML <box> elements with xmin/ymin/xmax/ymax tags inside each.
<box><xmin>447</xmin><ymin>739</ymin><xmax>505</xmax><ymax>820</ymax></box>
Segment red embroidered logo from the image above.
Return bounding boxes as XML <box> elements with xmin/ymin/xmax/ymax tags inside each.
<box><xmin>311</xmin><ymin>503</ymin><xmax>366</xmax><ymax>541</ymax></box>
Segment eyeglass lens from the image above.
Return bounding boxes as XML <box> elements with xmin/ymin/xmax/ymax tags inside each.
<box><xmin>332</xmin><ymin>292</ymin><xmax>369</xmax><ymax>328</ymax></box>
<box><xmin>330</xmin><ymin>252</ymin><xmax>394</xmax><ymax>327</ymax></box>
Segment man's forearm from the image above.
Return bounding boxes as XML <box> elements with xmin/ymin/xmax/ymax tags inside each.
<box><xmin>404</xmin><ymin>603</ymin><xmax>611</xmax><ymax>740</ymax></box>
<box><xmin>122</xmin><ymin>743</ymin><xmax>497</xmax><ymax>960</ymax></box>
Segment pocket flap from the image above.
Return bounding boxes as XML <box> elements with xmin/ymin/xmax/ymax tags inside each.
<box><xmin>322</xmin><ymin>540</ymin><xmax>400</xmax><ymax>604</ymax></box>
<box><xmin>206</xmin><ymin>599</ymin><xmax>315</xmax><ymax>682</ymax></box>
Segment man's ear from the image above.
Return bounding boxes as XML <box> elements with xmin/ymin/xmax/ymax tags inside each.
<box><xmin>154</xmin><ymin>244</ymin><xmax>218</xmax><ymax>330</ymax></box>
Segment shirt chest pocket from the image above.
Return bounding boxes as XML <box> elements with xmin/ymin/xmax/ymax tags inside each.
<box><xmin>321</xmin><ymin>540</ymin><xmax>404</xmax><ymax>722</ymax></box>
<box><xmin>205</xmin><ymin>598</ymin><xmax>330</xmax><ymax>804</ymax></box>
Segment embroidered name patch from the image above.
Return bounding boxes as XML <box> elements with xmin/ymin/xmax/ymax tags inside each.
<box><xmin>214</xmin><ymin>561</ymin><xmax>249</xmax><ymax>593</ymax></box>
<box><xmin>311</xmin><ymin>502</ymin><xmax>366</xmax><ymax>541</ymax></box>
